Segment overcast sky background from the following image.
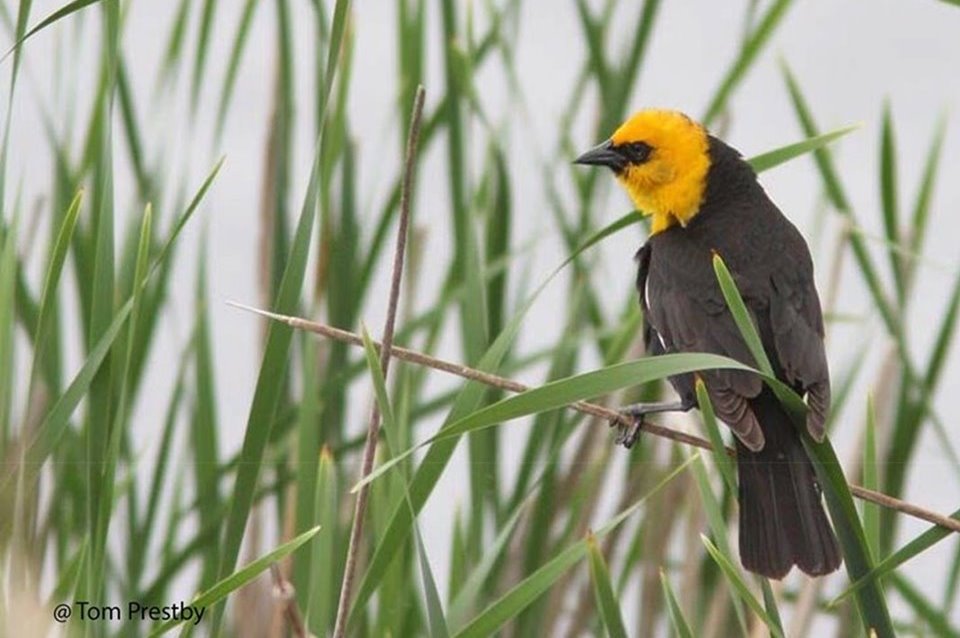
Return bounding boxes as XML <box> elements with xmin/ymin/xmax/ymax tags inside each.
<box><xmin>8</xmin><ymin>0</ymin><xmax>960</xmax><ymax>630</ymax></box>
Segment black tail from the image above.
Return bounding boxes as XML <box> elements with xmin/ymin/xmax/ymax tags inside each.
<box><xmin>736</xmin><ymin>390</ymin><xmax>842</xmax><ymax>579</ymax></box>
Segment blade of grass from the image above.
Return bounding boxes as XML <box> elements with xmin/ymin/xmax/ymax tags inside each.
<box><xmin>414</xmin><ymin>526</ymin><xmax>451</xmax><ymax>638</ymax></box>
<box><xmin>321</xmin><ymin>0</ymin><xmax>351</xmax><ymax>110</ymax></box>
<box><xmin>437</xmin><ymin>353</ymin><xmax>788</xmax><ymax>444</ymax></box>
<box><xmin>586</xmin><ymin>531</ymin><xmax>628</xmax><ymax>638</ymax></box>
<box><xmin>448</xmin><ymin>493</ymin><xmax>530</xmax><ymax>628</ymax></box>
<box><xmin>660</xmin><ymin>570</ymin><xmax>695</xmax><ymax>638</ymax></box>
<box><xmin>780</xmin><ymin>60</ymin><xmax>902</xmax><ymax>347</ymax></box>
<box><xmin>713</xmin><ymin>255</ymin><xmax>811</xmax><ymax>423</ymax></box>
<box><xmin>609</xmin><ymin>0</ymin><xmax>662</xmax><ymax>113</ymax></box>
<box><xmin>690</xmin><ymin>454</ymin><xmax>748</xmax><ymax>634</ymax></box>
<box><xmin>26</xmin><ymin>189</ymin><xmax>82</xmax><ymax>397</ymax></box>
<box><xmin>879</xmin><ymin>102</ymin><xmax>904</xmax><ymax>301</ymax></box>
<box><xmin>574</xmin><ymin>0</ymin><xmax>611</xmax><ymax>105</ymax></box>
<box><xmin>438</xmin><ymin>0</ymin><xmax>469</xmax><ymax>294</ymax></box>
<box><xmin>711</xmin><ymin>255</ymin><xmax>772</xmax><ymax>375</ymax></box>
<box><xmin>863</xmin><ymin>396</ymin><xmax>880</xmax><ymax>559</ymax></box>
<box><xmin>83</xmin><ymin>0</ymin><xmax>121</xmax><ymax>600</ymax></box>
<box><xmin>294</xmin><ymin>333</ymin><xmax>322</xmax><ymax>613</ymax></box>
<box><xmin>831</xmin><ymin>507</ymin><xmax>960</xmax><ymax>604</ymax></box>
<box><xmin>703</xmin><ymin>0</ymin><xmax>794</xmax><ymax>125</ymax></box>
<box><xmin>157</xmin><ymin>0</ymin><xmax>190</xmax><ymax>87</ymax></box>
<box><xmin>694</xmin><ymin>379</ymin><xmax>736</xmax><ymax>494</ymax></box>
<box><xmin>919</xmin><ymin>264</ymin><xmax>960</xmax><ymax>408</ymax></box>
<box><xmin>701</xmin><ymin>535</ymin><xmax>783</xmax><ymax>637</ymax></box>
<box><xmin>760</xmin><ymin>581</ymin><xmax>785</xmax><ymax>638</ymax></box>
<box><xmin>0</xmin><ymin>214</ymin><xmax>17</xmax><ymax>438</ymax></box>
<box><xmin>890</xmin><ymin>574</ymin><xmax>960</xmax><ymax>638</ymax></box>
<box><xmin>305</xmin><ymin>447</ymin><xmax>337</xmax><ymax>637</ymax></box>
<box><xmin>747</xmin><ymin>125</ymin><xmax>859</xmax><ymax>173</ymax></box>
<box><xmin>361</xmin><ymin>324</ymin><xmax>444</xmax><ymax>632</ymax></box>
<box><xmin>449</xmin><ymin>507</ymin><xmax>467</xmax><ymax>604</ymax></box>
<box><xmin>906</xmin><ymin>113</ymin><xmax>947</xmax><ymax>282</ymax></box>
<box><xmin>484</xmin><ymin>146</ymin><xmax>511</xmax><ymax>356</ymax></box>
<box><xmin>1</xmin><ymin>0</ymin><xmax>104</xmax><ymax>60</ymax></box>
<box><xmin>129</xmin><ymin>343</ymin><xmax>190</xmax><ymax>589</ymax></box>
<box><xmin>213</xmin><ymin>0</ymin><xmax>259</xmax><ymax>142</ymax></box>
<box><xmin>360</xmin><ymin>326</ymin><xmax>449</xmax><ymax>638</ymax></box>
<box><xmin>945</xmin><ymin>539</ymin><xmax>960</xmax><ymax>613</ymax></box>
<box><xmin>149</xmin><ymin>527</ymin><xmax>321</xmax><ymax>637</ymax></box>
<box><xmin>189</xmin><ymin>0</ymin><xmax>217</xmax><ymax>111</ymax></box>
<box><xmin>48</xmin><ymin>539</ymin><xmax>87</xmax><ymax>606</ymax></box>
<box><xmin>7</xmin><ymin>0</ymin><xmax>32</xmax><ymax>86</ymax></box>
<box><xmin>353</xmin><ymin>353</ymin><xmax>764</xmax><ymax>489</ymax></box>
<box><xmin>116</xmin><ymin>61</ymin><xmax>151</xmax><ymax>201</ymax></box>
<box><xmin>190</xmin><ymin>236</ymin><xmax>221</xmax><ymax>586</ymax></box>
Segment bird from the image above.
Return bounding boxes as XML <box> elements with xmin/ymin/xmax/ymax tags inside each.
<box><xmin>574</xmin><ymin>109</ymin><xmax>842</xmax><ymax>580</ymax></box>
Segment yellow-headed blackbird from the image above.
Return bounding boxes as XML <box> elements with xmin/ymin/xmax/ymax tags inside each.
<box><xmin>575</xmin><ymin>109</ymin><xmax>842</xmax><ymax>579</ymax></box>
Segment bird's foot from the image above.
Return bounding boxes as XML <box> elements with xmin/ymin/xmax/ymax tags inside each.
<box><xmin>614</xmin><ymin>410</ymin><xmax>644</xmax><ymax>449</ymax></box>
<box><xmin>613</xmin><ymin>400</ymin><xmax>691</xmax><ymax>449</ymax></box>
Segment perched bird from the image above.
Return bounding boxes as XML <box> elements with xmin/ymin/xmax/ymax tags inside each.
<box><xmin>575</xmin><ymin>109</ymin><xmax>842</xmax><ymax>579</ymax></box>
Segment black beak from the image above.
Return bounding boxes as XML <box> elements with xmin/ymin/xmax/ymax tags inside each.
<box><xmin>573</xmin><ymin>139</ymin><xmax>625</xmax><ymax>171</ymax></box>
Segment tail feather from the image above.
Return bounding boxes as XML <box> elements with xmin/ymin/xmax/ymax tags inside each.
<box><xmin>736</xmin><ymin>390</ymin><xmax>841</xmax><ymax>579</ymax></box>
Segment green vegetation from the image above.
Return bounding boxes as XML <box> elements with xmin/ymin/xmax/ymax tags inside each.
<box><xmin>1</xmin><ymin>1</ymin><xmax>958</xmax><ymax>636</ymax></box>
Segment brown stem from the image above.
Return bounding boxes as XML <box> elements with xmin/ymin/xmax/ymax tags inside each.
<box><xmin>331</xmin><ymin>85</ymin><xmax>426</xmax><ymax>638</ymax></box>
<box><xmin>270</xmin><ymin>564</ymin><xmax>308</xmax><ymax>638</ymax></box>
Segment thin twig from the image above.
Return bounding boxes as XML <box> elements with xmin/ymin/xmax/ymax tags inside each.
<box><xmin>331</xmin><ymin>85</ymin><xmax>426</xmax><ymax>638</ymax></box>
<box><xmin>226</xmin><ymin>300</ymin><xmax>960</xmax><ymax>538</ymax></box>
<box><xmin>225</xmin><ymin>302</ymin><xmax>752</xmax><ymax>452</ymax></box>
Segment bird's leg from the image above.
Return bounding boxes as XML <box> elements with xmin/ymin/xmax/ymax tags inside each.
<box><xmin>614</xmin><ymin>399</ymin><xmax>695</xmax><ymax>449</ymax></box>
<box><xmin>619</xmin><ymin>399</ymin><xmax>692</xmax><ymax>417</ymax></box>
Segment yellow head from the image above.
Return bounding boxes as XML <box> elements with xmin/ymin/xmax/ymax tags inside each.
<box><xmin>575</xmin><ymin>109</ymin><xmax>710</xmax><ymax>234</ymax></box>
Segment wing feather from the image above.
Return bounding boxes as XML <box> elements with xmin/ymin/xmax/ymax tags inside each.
<box><xmin>770</xmin><ymin>259</ymin><xmax>831</xmax><ymax>439</ymax></box>
<box><xmin>641</xmin><ymin>241</ymin><xmax>765</xmax><ymax>449</ymax></box>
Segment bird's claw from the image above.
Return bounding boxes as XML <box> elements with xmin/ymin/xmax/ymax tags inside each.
<box><xmin>614</xmin><ymin>411</ymin><xmax>644</xmax><ymax>449</ymax></box>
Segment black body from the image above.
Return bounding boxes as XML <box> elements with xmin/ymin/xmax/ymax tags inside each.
<box><xmin>635</xmin><ymin>136</ymin><xmax>842</xmax><ymax>579</ymax></box>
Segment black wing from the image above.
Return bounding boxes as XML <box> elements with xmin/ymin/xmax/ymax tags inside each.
<box><xmin>767</xmin><ymin>222</ymin><xmax>831</xmax><ymax>438</ymax></box>
<box><xmin>635</xmin><ymin>179</ymin><xmax>830</xmax><ymax>446</ymax></box>
<box><xmin>638</xmin><ymin>236</ymin><xmax>766</xmax><ymax>451</ymax></box>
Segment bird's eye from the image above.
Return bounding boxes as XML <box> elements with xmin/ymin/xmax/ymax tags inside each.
<box><xmin>620</xmin><ymin>141</ymin><xmax>652</xmax><ymax>164</ymax></box>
